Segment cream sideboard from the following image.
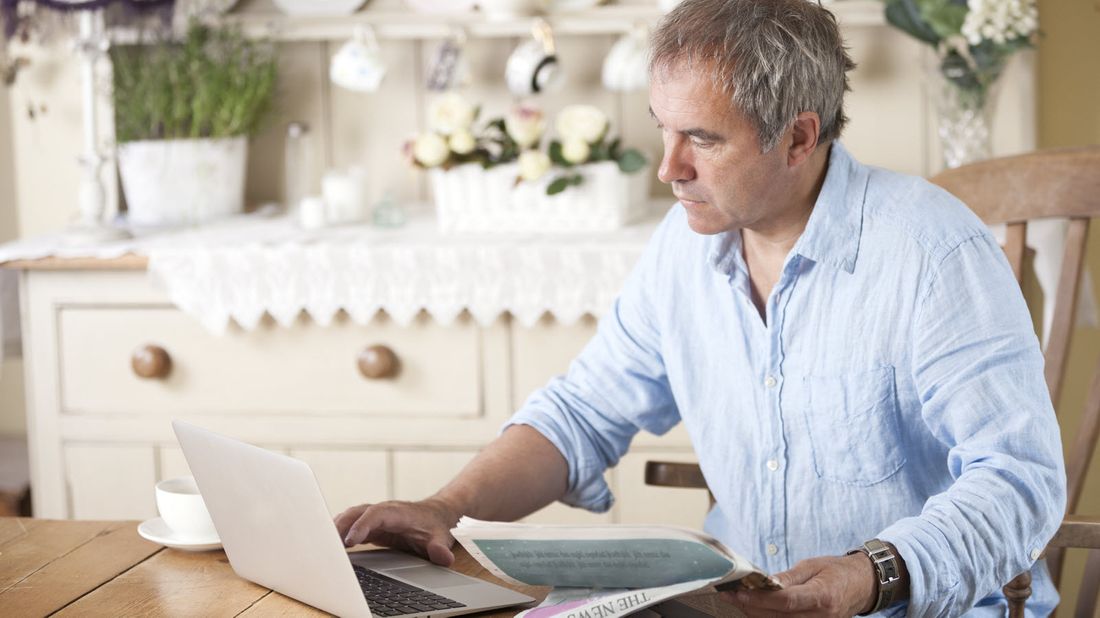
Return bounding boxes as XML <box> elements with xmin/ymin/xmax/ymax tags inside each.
<box><xmin>15</xmin><ymin>263</ymin><xmax>708</xmax><ymax>527</ymax></box>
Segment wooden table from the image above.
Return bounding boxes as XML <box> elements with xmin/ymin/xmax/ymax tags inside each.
<box><xmin>0</xmin><ymin>518</ymin><xmax>548</xmax><ymax>617</ymax></box>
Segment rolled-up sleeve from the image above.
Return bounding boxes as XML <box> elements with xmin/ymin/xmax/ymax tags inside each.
<box><xmin>879</xmin><ymin>234</ymin><xmax>1066</xmax><ymax>617</ymax></box>
<box><xmin>505</xmin><ymin>215</ymin><xmax>681</xmax><ymax>512</ymax></box>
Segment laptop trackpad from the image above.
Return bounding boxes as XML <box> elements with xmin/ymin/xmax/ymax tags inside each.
<box><xmin>388</xmin><ymin>565</ymin><xmax>473</xmax><ymax>589</ymax></box>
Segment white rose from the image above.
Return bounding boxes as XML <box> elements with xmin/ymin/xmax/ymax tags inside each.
<box><xmin>428</xmin><ymin>92</ymin><xmax>476</xmax><ymax>135</ymax></box>
<box><xmin>561</xmin><ymin>138</ymin><xmax>591</xmax><ymax>165</ymax></box>
<box><xmin>505</xmin><ymin>106</ymin><xmax>546</xmax><ymax>149</ymax></box>
<box><xmin>448</xmin><ymin>129</ymin><xmax>477</xmax><ymax>155</ymax></box>
<box><xmin>412</xmin><ymin>132</ymin><xmax>450</xmax><ymax>167</ymax></box>
<box><xmin>555</xmin><ymin>104</ymin><xmax>608</xmax><ymax>144</ymax></box>
<box><xmin>518</xmin><ymin>150</ymin><xmax>552</xmax><ymax>182</ymax></box>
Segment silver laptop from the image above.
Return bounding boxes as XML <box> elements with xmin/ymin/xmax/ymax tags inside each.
<box><xmin>173</xmin><ymin>420</ymin><xmax>535</xmax><ymax>618</ymax></box>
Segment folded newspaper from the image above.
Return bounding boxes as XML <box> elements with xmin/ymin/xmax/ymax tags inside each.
<box><xmin>450</xmin><ymin>517</ymin><xmax>781</xmax><ymax>618</ymax></box>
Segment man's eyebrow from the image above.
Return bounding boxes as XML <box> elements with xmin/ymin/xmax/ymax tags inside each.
<box><xmin>647</xmin><ymin>108</ymin><xmax>724</xmax><ymax>142</ymax></box>
<box><xmin>683</xmin><ymin>128</ymin><xmax>725</xmax><ymax>142</ymax></box>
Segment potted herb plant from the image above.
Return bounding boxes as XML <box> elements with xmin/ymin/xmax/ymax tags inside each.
<box><xmin>111</xmin><ymin>20</ymin><xmax>277</xmax><ymax>227</ymax></box>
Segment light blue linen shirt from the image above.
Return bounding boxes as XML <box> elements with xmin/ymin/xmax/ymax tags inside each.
<box><xmin>507</xmin><ymin>143</ymin><xmax>1066</xmax><ymax>616</ymax></box>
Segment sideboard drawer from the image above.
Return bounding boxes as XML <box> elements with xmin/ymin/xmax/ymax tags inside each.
<box><xmin>58</xmin><ymin>307</ymin><xmax>482</xmax><ymax>417</ymax></box>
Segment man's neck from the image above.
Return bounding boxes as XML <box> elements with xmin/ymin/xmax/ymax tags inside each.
<box><xmin>742</xmin><ymin>144</ymin><xmax>831</xmax><ymax>262</ymax></box>
<box><xmin>741</xmin><ymin>144</ymin><xmax>831</xmax><ymax>322</ymax></box>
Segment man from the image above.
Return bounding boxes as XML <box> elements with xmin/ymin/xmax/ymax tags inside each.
<box><xmin>337</xmin><ymin>0</ymin><xmax>1066</xmax><ymax>614</ymax></box>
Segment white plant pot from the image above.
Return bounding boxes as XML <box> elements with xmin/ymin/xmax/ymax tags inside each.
<box><xmin>430</xmin><ymin>160</ymin><xmax>650</xmax><ymax>234</ymax></box>
<box><xmin>117</xmin><ymin>137</ymin><xmax>248</xmax><ymax>227</ymax></box>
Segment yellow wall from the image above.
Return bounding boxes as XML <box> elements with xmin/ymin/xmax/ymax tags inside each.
<box><xmin>1037</xmin><ymin>0</ymin><xmax>1100</xmax><ymax>610</ymax></box>
<box><xmin>0</xmin><ymin>84</ymin><xmax>26</xmax><ymax>437</ymax></box>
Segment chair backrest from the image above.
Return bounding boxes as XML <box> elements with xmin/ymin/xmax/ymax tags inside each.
<box><xmin>646</xmin><ymin>146</ymin><xmax>1100</xmax><ymax>615</ymax></box>
<box><xmin>931</xmin><ymin>146</ymin><xmax>1100</xmax><ymax>616</ymax></box>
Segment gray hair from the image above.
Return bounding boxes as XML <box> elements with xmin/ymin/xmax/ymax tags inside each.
<box><xmin>649</xmin><ymin>0</ymin><xmax>856</xmax><ymax>152</ymax></box>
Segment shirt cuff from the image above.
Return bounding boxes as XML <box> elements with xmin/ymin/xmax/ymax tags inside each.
<box><xmin>877</xmin><ymin>516</ymin><xmax>960</xmax><ymax>618</ymax></box>
<box><xmin>501</xmin><ymin>416</ymin><xmax>614</xmax><ymax>513</ymax></box>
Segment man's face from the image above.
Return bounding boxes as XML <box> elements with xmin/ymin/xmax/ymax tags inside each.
<box><xmin>649</xmin><ymin>66</ymin><xmax>790</xmax><ymax>235</ymax></box>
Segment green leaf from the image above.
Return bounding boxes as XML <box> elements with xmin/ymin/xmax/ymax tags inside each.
<box><xmin>883</xmin><ymin>0</ymin><xmax>940</xmax><ymax>45</ymax></box>
<box><xmin>617</xmin><ymin>149</ymin><xmax>647</xmax><ymax>174</ymax></box>
<box><xmin>917</xmin><ymin>0</ymin><xmax>966</xmax><ymax>39</ymax></box>
<box><xmin>568</xmin><ymin>174</ymin><xmax>584</xmax><ymax>186</ymax></box>
<box><xmin>549</xmin><ymin>140</ymin><xmax>570</xmax><ymax>167</ymax></box>
<box><xmin>608</xmin><ymin>137</ymin><xmax>622</xmax><ymax>159</ymax></box>
<box><xmin>547</xmin><ymin>177</ymin><xmax>571</xmax><ymax>195</ymax></box>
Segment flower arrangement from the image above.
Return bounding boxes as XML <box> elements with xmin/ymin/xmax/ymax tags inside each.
<box><xmin>883</xmin><ymin>0</ymin><xmax>1038</xmax><ymax>107</ymax></box>
<box><xmin>408</xmin><ymin>94</ymin><xmax>646</xmax><ymax>196</ymax></box>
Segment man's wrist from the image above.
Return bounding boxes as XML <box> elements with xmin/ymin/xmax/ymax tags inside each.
<box><xmin>848</xmin><ymin>539</ymin><xmax>909</xmax><ymax>614</ymax></box>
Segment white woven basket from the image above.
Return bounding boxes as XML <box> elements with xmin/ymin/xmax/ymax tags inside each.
<box><xmin>429</xmin><ymin>161</ymin><xmax>651</xmax><ymax>233</ymax></box>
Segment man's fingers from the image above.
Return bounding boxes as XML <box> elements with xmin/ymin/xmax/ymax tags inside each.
<box><xmin>334</xmin><ymin>504</ymin><xmax>369</xmax><ymax>539</ymax></box>
<box><xmin>426</xmin><ymin>539</ymin><xmax>456</xmax><ymax>567</ymax></box>
<box><xmin>727</xmin><ymin>582</ymin><xmax>825</xmax><ymax>613</ymax></box>
<box><xmin>774</xmin><ymin>558</ymin><xmax>825</xmax><ymax>588</ymax></box>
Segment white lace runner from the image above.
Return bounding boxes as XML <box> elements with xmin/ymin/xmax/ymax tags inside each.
<box><xmin>144</xmin><ymin>211</ymin><xmax>659</xmax><ymax>334</ymax></box>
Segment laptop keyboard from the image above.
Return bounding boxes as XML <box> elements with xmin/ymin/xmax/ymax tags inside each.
<box><xmin>353</xmin><ymin>565</ymin><xmax>467</xmax><ymax>616</ymax></box>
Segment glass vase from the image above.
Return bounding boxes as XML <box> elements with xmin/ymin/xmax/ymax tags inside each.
<box><xmin>930</xmin><ymin>55</ymin><xmax>1004</xmax><ymax>169</ymax></box>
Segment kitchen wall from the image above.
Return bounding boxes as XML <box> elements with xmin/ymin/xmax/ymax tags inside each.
<box><xmin>1037</xmin><ymin>0</ymin><xmax>1100</xmax><ymax>608</ymax></box>
<box><xmin>0</xmin><ymin>82</ymin><xmax>25</xmax><ymax>437</ymax></box>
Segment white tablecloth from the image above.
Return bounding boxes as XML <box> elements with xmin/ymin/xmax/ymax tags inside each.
<box><xmin>0</xmin><ymin>207</ymin><xmax>663</xmax><ymax>335</ymax></box>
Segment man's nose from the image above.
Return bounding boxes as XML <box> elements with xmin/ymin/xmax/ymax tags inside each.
<box><xmin>657</xmin><ymin>138</ymin><xmax>693</xmax><ymax>184</ymax></box>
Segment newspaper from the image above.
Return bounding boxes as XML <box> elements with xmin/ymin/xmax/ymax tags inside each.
<box><xmin>451</xmin><ymin>517</ymin><xmax>780</xmax><ymax>618</ymax></box>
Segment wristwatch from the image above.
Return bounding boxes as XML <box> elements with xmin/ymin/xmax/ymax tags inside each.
<box><xmin>848</xmin><ymin>538</ymin><xmax>902</xmax><ymax>615</ymax></box>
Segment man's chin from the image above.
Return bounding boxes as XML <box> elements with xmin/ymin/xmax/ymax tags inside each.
<box><xmin>680</xmin><ymin>201</ymin><xmax>731</xmax><ymax>235</ymax></box>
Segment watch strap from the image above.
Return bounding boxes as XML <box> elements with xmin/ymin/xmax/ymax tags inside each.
<box><xmin>847</xmin><ymin>538</ymin><xmax>901</xmax><ymax>615</ymax></box>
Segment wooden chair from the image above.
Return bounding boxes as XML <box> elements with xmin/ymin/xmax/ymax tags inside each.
<box><xmin>645</xmin><ymin>146</ymin><xmax>1100</xmax><ymax>616</ymax></box>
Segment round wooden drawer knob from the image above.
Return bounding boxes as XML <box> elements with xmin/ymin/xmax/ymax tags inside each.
<box><xmin>131</xmin><ymin>345</ymin><xmax>171</xmax><ymax>379</ymax></box>
<box><xmin>358</xmin><ymin>345</ymin><xmax>399</xmax><ymax>379</ymax></box>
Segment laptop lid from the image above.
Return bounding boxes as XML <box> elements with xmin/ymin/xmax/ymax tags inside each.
<box><xmin>173</xmin><ymin>420</ymin><xmax>372</xmax><ymax>617</ymax></box>
<box><xmin>172</xmin><ymin>421</ymin><xmax>534</xmax><ymax>618</ymax></box>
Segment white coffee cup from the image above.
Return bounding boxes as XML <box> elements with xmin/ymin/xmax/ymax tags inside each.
<box><xmin>505</xmin><ymin>40</ymin><xmax>561</xmax><ymax>97</ymax></box>
<box><xmin>602</xmin><ymin>28</ymin><xmax>649</xmax><ymax>92</ymax></box>
<box><xmin>155</xmin><ymin>476</ymin><xmax>218</xmax><ymax>539</ymax></box>
<box><xmin>478</xmin><ymin>0</ymin><xmax>543</xmax><ymax>21</ymax></box>
<box><xmin>330</xmin><ymin>26</ymin><xmax>387</xmax><ymax>93</ymax></box>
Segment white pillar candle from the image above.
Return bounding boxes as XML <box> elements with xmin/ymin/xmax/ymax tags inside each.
<box><xmin>299</xmin><ymin>196</ymin><xmax>327</xmax><ymax>229</ymax></box>
<box><xmin>322</xmin><ymin>170</ymin><xmax>367</xmax><ymax>224</ymax></box>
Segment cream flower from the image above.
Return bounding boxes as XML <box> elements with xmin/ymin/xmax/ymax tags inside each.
<box><xmin>555</xmin><ymin>104</ymin><xmax>608</xmax><ymax>144</ymax></box>
<box><xmin>412</xmin><ymin>132</ymin><xmax>450</xmax><ymax>167</ymax></box>
<box><xmin>505</xmin><ymin>106</ymin><xmax>546</xmax><ymax>149</ymax></box>
<box><xmin>448</xmin><ymin>129</ymin><xmax>477</xmax><ymax>155</ymax></box>
<box><xmin>961</xmin><ymin>0</ymin><xmax>1038</xmax><ymax>46</ymax></box>
<box><xmin>428</xmin><ymin>92</ymin><xmax>477</xmax><ymax>136</ymax></box>
<box><xmin>518</xmin><ymin>150</ymin><xmax>552</xmax><ymax>182</ymax></box>
<box><xmin>561</xmin><ymin>138</ymin><xmax>591</xmax><ymax>165</ymax></box>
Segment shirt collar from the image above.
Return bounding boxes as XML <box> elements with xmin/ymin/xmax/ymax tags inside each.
<box><xmin>706</xmin><ymin>141</ymin><xmax>867</xmax><ymax>275</ymax></box>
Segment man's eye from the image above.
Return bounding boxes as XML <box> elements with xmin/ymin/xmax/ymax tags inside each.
<box><xmin>691</xmin><ymin>138</ymin><xmax>712</xmax><ymax>148</ymax></box>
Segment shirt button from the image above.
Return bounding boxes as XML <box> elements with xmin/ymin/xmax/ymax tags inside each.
<box><xmin>764</xmin><ymin>375</ymin><xmax>778</xmax><ymax>388</ymax></box>
<box><xmin>1030</xmin><ymin>548</ymin><xmax>1042</xmax><ymax>560</ymax></box>
<box><xmin>766</xmin><ymin>544</ymin><xmax>779</xmax><ymax>556</ymax></box>
<box><xmin>766</xmin><ymin>459</ymin><xmax>779</xmax><ymax>471</ymax></box>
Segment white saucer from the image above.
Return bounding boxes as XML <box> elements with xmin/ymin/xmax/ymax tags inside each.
<box><xmin>137</xmin><ymin>518</ymin><xmax>222</xmax><ymax>552</ymax></box>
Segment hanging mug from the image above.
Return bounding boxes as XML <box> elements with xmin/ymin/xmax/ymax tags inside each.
<box><xmin>602</xmin><ymin>25</ymin><xmax>649</xmax><ymax>92</ymax></box>
<box><xmin>505</xmin><ymin>19</ymin><xmax>564</xmax><ymax>97</ymax></box>
<box><xmin>330</xmin><ymin>26</ymin><xmax>387</xmax><ymax>93</ymax></box>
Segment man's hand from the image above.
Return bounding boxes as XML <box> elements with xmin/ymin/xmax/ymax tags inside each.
<box><xmin>720</xmin><ymin>553</ymin><xmax>876</xmax><ymax>617</ymax></box>
<box><xmin>334</xmin><ymin>497</ymin><xmax>461</xmax><ymax>567</ymax></box>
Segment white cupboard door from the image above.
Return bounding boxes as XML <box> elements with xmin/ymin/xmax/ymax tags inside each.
<box><xmin>510</xmin><ymin>316</ymin><xmax>598</xmax><ymax>410</ymax></box>
<box><xmin>65</xmin><ymin>444</ymin><xmax>157</xmax><ymax>520</ymax></box>
<box><xmin>292</xmin><ymin>449</ymin><xmax>390</xmax><ymax>515</ymax></box>
<box><xmin>392</xmin><ymin>450</ymin><xmax>477</xmax><ymax>502</ymax></box>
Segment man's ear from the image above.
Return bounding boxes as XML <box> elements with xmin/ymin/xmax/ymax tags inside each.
<box><xmin>787</xmin><ymin>111</ymin><xmax>821</xmax><ymax>167</ymax></box>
